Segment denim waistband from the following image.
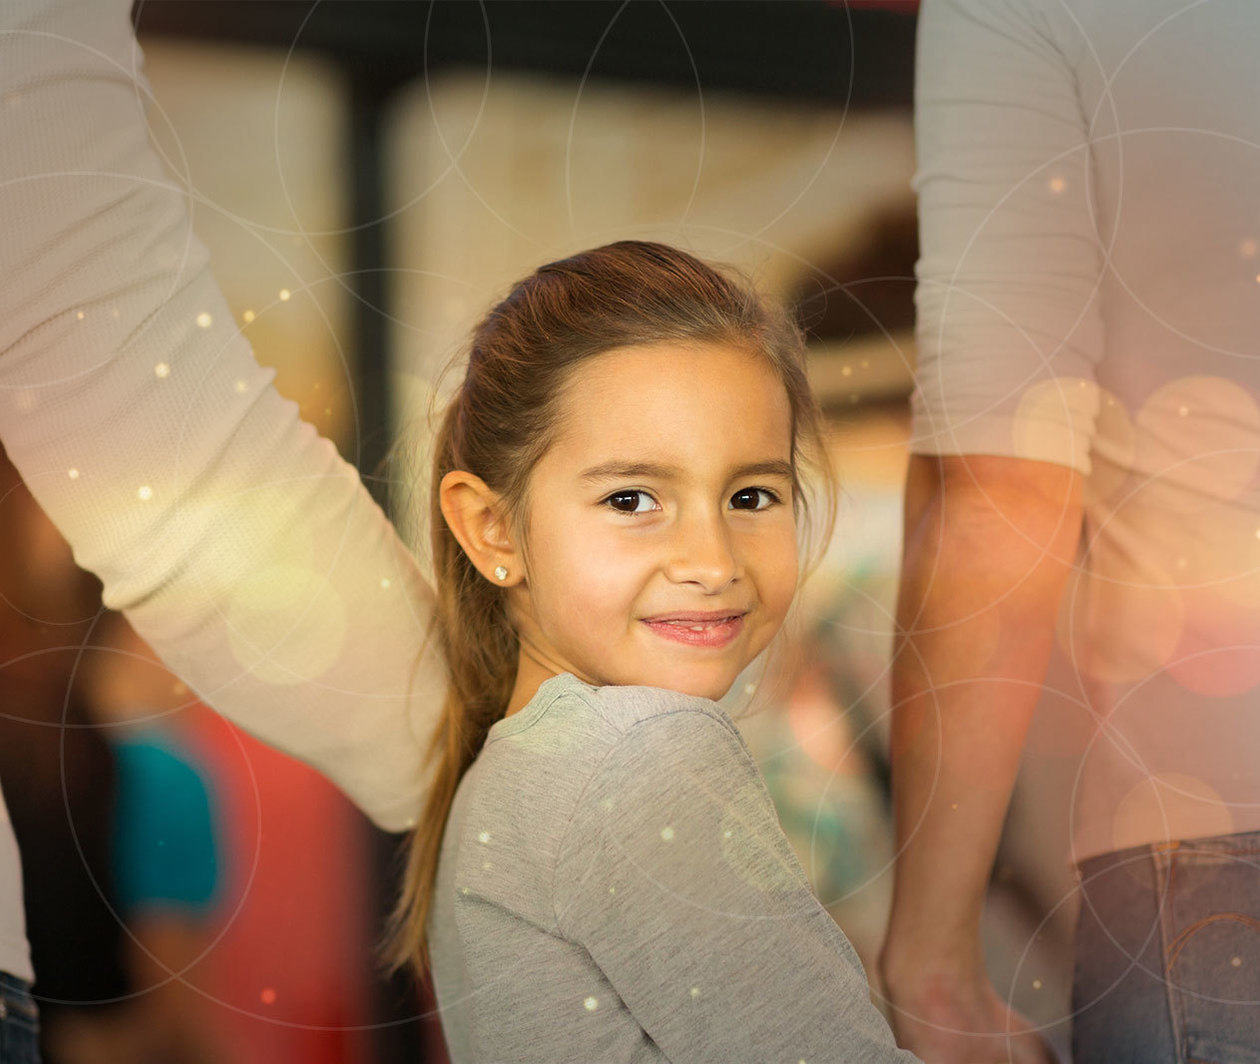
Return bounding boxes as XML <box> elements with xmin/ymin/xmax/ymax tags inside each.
<box><xmin>1078</xmin><ymin>826</ymin><xmax>1260</xmax><ymax>878</ymax></box>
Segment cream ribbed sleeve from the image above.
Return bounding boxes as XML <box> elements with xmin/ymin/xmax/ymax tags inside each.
<box><xmin>0</xmin><ymin>0</ymin><xmax>444</xmax><ymax>831</ymax></box>
<box><xmin>909</xmin><ymin>0</ymin><xmax>1105</xmax><ymax>474</ymax></box>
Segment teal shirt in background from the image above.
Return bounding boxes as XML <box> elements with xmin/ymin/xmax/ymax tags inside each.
<box><xmin>110</xmin><ymin>728</ymin><xmax>220</xmax><ymax>917</ymax></box>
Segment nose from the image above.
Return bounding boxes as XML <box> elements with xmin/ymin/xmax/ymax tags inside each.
<box><xmin>663</xmin><ymin>504</ymin><xmax>740</xmax><ymax>592</ymax></box>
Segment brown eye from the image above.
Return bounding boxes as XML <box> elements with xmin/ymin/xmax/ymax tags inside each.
<box><xmin>731</xmin><ymin>487</ymin><xmax>780</xmax><ymax>511</ymax></box>
<box><xmin>604</xmin><ymin>490</ymin><xmax>658</xmax><ymax>514</ymax></box>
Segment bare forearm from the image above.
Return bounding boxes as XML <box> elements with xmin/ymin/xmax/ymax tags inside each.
<box><xmin>881</xmin><ymin>454</ymin><xmax>1082</xmax><ymax>977</ymax></box>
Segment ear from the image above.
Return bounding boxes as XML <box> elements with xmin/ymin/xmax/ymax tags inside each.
<box><xmin>438</xmin><ymin>470</ymin><xmax>521</xmax><ymax>586</ymax></box>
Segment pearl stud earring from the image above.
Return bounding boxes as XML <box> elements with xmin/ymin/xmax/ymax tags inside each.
<box><xmin>493</xmin><ymin>565</ymin><xmax>508</xmax><ymax>581</ymax></box>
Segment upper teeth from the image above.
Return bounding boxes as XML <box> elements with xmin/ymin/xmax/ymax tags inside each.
<box><xmin>665</xmin><ymin>618</ymin><xmax>730</xmax><ymax>629</ymax></box>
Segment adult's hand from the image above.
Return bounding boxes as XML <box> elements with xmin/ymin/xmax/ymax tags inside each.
<box><xmin>882</xmin><ymin>956</ymin><xmax>1057</xmax><ymax>1064</ymax></box>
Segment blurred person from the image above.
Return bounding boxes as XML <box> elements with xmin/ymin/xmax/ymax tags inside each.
<box><xmin>81</xmin><ymin>611</ymin><xmax>375</xmax><ymax>1064</ymax></box>
<box><xmin>62</xmin><ymin>610</ymin><xmax>224</xmax><ymax>1064</ymax></box>
<box><xmin>880</xmin><ymin>2</ymin><xmax>1260</xmax><ymax>1063</ymax></box>
<box><xmin>0</xmin><ymin>448</ymin><xmax>134</xmax><ymax>1064</ymax></box>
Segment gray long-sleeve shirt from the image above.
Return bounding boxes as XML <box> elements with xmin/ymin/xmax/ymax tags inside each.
<box><xmin>427</xmin><ymin>672</ymin><xmax>918</xmax><ymax>1064</ymax></box>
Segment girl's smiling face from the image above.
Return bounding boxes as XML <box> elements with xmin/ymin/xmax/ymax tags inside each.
<box><xmin>503</xmin><ymin>341</ymin><xmax>800</xmax><ymax>706</ymax></box>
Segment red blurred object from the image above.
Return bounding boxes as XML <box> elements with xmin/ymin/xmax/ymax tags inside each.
<box><xmin>180</xmin><ymin>704</ymin><xmax>374</xmax><ymax>1064</ymax></box>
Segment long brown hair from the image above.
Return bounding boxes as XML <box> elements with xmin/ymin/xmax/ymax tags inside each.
<box><xmin>380</xmin><ymin>240</ymin><xmax>838</xmax><ymax>980</ymax></box>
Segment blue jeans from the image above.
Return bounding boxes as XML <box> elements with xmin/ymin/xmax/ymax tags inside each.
<box><xmin>0</xmin><ymin>970</ymin><xmax>40</xmax><ymax>1064</ymax></box>
<box><xmin>1071</xmin><ymin>828</ymin><xmax>1260</xmax><ymax>1064</ymax></box>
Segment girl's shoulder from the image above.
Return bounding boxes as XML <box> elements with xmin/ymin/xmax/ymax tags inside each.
<box><xmin>543</xmin><ymin>671</ymin><xmax>743</xmax><ymax>745</ymax></box>
<box><xmin>480</xmin><ymin>671</ymin><xmax>754</xmax><ymax>802</ymax></box>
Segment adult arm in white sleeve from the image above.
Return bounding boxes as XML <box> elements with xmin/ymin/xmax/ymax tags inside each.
<box><xmin>555</xmin><ymin>708</ymin><xmax>919</xmax><ymax>1064</ymax></box>
<box><xmin>910</xmin><ymin>0</ymin><xmax>1105</xmax><ymax>469</ymax></box>
<box><xmin>881</xmin><ymin>2</ymin><xmax>1092</xmax><ymax>1060</ymax></box>
<box><xmin>0</xmin><ymin>0</ymin><xmax>445</xmax><ymax>831</ymax></box>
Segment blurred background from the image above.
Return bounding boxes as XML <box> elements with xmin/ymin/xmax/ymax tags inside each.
<box><xmin>0</xmin><ymin>1</ymin><xmax>1078</xmax><ymax>1061</ymax></box>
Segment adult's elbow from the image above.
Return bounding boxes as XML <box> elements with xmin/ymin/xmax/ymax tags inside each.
<box><xmin>900</xmin><ymin>452</ymin><xmax>1084</xmax><ymax>617</ymax></box>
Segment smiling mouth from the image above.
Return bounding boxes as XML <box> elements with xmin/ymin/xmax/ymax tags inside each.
<box><xmin>640</xmin><ymin>614</ymin><xmax>745</xmax><ymax>647</ymax></box>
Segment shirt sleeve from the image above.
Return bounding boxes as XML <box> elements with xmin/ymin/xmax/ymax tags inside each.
<box><xmin>554</xmin><ymin>707</ymin><xmax>917</xmax><ymax>1064</ymax></box>
<box><xmin>911</xmin><ymin>0</ymin><xmax>1105</xmax><ymax>475</ymax></box>
<box><xmin>0</xmin><ymin>0</ymin><xmax>444</xmax><ymax>831</ymax></box>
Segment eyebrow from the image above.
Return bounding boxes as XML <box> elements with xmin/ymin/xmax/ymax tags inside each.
<box><xmin>578</xmin><ymin>458</ymin><xmax>795</xmax><ymax>483</ymax></box>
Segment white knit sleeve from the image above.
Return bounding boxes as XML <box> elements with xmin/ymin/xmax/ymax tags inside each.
<box><xmin>910</xmin><ymin>0</ymin><xmax>1105</xmax><ymax>474</ymax></box>
<box><xmin>0</xmin><ymin>0</ymin><xmax>444</xmax><ymax>831</ymax></box>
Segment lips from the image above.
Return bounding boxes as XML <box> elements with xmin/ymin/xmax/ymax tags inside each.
<box><xmin>641</xmin><ymin>613</ymin><xmax>746</xmax><ymax>648</ymax></box>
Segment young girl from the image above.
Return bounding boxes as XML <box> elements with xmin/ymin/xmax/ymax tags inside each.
<box><xmin>383</xmin><ymin>241</ymin><xmax>918</xmax><ymax>1063</ymax></box>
